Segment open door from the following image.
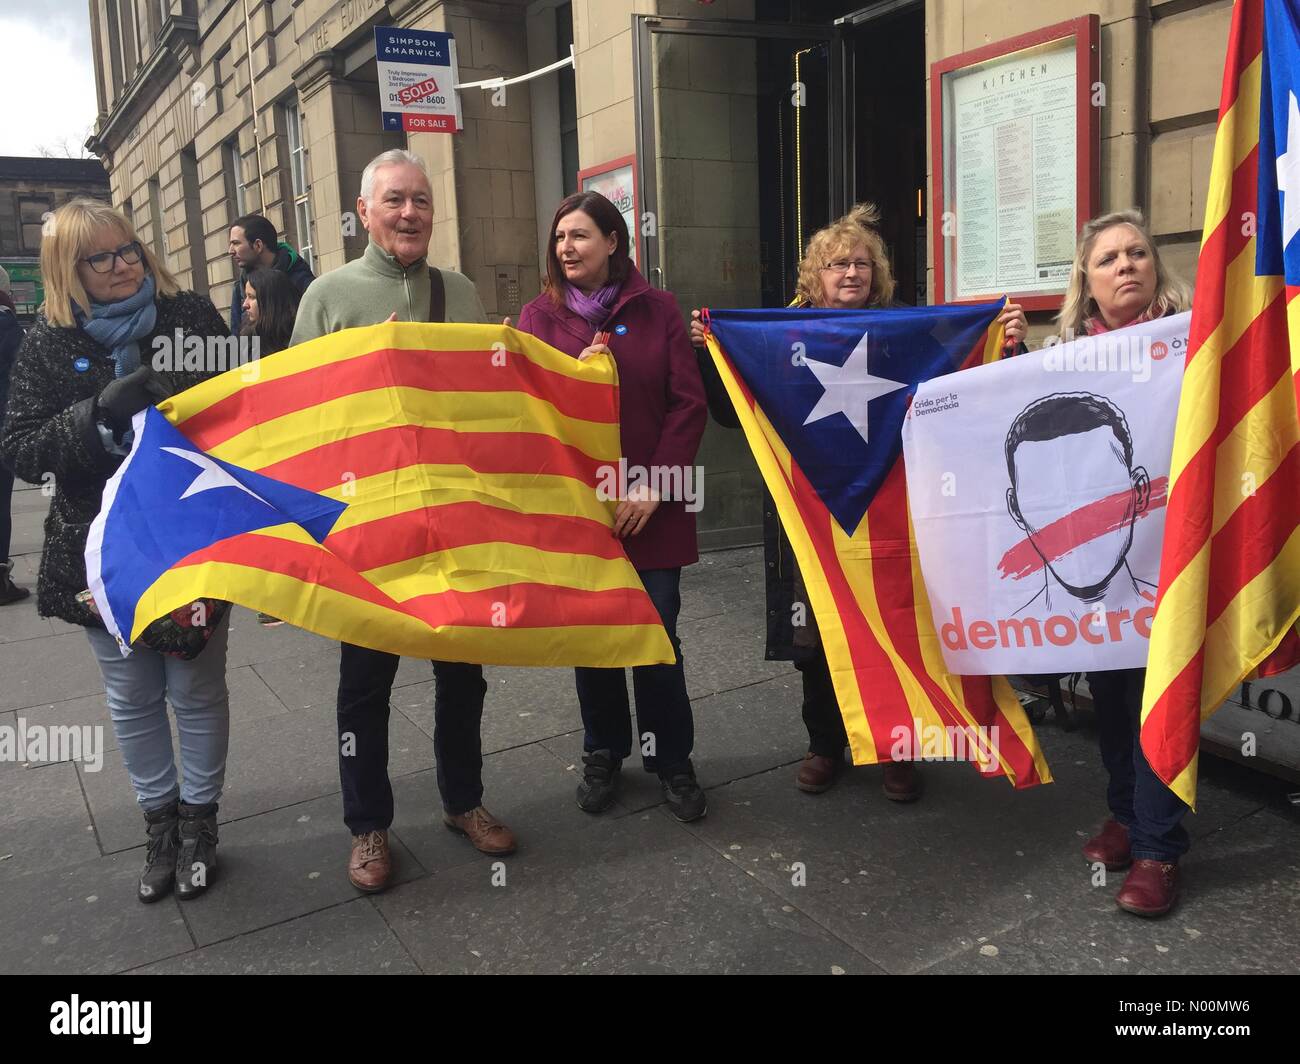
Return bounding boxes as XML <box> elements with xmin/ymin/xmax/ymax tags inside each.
<box><xmin>632</xmin><ymin>13</ymin><xmax>840</xmax><ymax>547</ymax></box>
<box><xmin>834</xmin><ymin>0</ymin><xmax>927</xmax><ymax>305</ymax></box>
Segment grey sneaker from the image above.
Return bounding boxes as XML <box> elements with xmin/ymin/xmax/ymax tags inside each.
<box><xmin>576</xmin><ymin>749</ymin><xmax>621</xmax><ymax>813</ymax></box>
<box><xmin>660</xmin><ymin>761</ymin><xmax>707</xmax><ymax>822</ymax></box>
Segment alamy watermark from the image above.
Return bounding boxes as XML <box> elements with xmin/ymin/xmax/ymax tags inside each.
<box><xmin>888</xmin><ymin>717</ymin><xmax>1001</xmax><ymax>774</ymax></box>
<box><xmin>50</xmin><ymin>996</ymin><xmax>151</xmax><ymax>1044</ymax></box>
<box><xmin>1042</xmin><ymin>329</ymin><xmax>1181</xmax><ymax>384</ymax></box>
<box><xmin>0</xmin><ymin>718</ymin><xmax>104</xmax><ymax>772</ymax></box>
<box><xmin>594</xmin><ymin>459</ymin><xmax>704</xmax><ymax>513</ymax></box>
<box><xmin>151</xmin><ymin>330</ymin><xmax>262</xmax><ymax>381</ymax></box>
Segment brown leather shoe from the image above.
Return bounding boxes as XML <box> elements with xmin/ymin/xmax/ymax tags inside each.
<box><xmin>882</xmin><ymin>761</ymin><xmax>922</xmax><ymax>802</ymax></box>
<box><xmin>1116</xmin><ymin>859</ymin><xmax>1179</xmax><ymax>917</ymax></box>
<box><xmin>1082</xmin><ymin>818</ymin><xmax>1132</xmax><ymax>871</ymax></box>
<box><xmin>443</xmin><ymin>806</ymin><xmax>517</xmax><ymax>855</ymax></box>
<box><xmin>348</xmin><ymin>830</ymin><xmax>392</xmax><ymax>893</ymax></box>
<box><xmin>796</xmin><ymin>752</ymin><xmax>842</xmax><ymax>793</ymax></box>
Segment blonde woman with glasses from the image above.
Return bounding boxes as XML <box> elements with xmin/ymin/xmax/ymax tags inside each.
<box><xmin>1052</xmin><ymin>209</ymin><xmax>1193</xmax><ymax>918</ymax></box>
<box><xmin>0</xmin><ymin>198</ymin><xmax>233</xmax><ymax>904</ymax></box>
<box><xmin>690</xmin><ymin>203</ymin><xmax>1027</xmax><ymax>800</ymax></box>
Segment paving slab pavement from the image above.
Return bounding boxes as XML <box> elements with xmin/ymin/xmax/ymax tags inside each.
<box><xmin>1</xmin><ymin>482</ymin><xmax>1297</xmax><ymax>974</ymax></box>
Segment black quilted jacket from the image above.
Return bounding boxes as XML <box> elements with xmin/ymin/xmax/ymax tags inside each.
<box><xmin>0</xmin><ymin>290</ymin><xmax>227</xmax><ymax>627</ymax></box>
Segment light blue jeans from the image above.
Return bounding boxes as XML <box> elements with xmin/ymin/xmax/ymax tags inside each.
<box><xmin>85</xmin><ymin>617</ymin><xmax>231</xmax><ymax>811</ymax></box>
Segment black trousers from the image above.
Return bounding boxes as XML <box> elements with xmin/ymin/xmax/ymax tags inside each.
<box><xmin>336</xmin><ymin>643</ymin><xmax>486</xmax><ymax>834</ymax></box>
<box><xmin>574</xmin><ymin>567</ymin><xmax>694</xmax><ymax>776</ymax></box>
<box><xmin>0</xmin><ymin>464</ymin><xmax>12</xmax><ymax>561</ymax></box>
<box><xmin>796</xmin><ymin>645</ymin><xmax>848</xmax><ymax>757</ymax></box>
<box><xmin>1089</xmin><ymin>668</ymin><xmax>1190</xmax><ymax>862</ymax></box>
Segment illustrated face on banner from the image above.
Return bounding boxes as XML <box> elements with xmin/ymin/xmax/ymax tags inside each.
<box><xmin>1005</xmin><ymin>393</ymin><xmax>1151</xmax><ymax>603</ymax></box>
<box><xmin>902</xmin><ymin>312</ymin><xmax>1188</xmax><ymax>675</ymax></box>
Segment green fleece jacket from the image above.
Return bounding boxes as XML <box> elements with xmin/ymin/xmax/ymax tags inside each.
<box><xmin>290</xmin><ymin>238</ymin><xmax>487</xmax><ymax>345</ymax></box>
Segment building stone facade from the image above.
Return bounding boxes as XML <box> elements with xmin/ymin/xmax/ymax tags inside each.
<box><xmin>86</xmin><ymin>0</ymin><xmax>1233</xmax><ymax>546</ymax></box>
<box><xmin>0</xmin><ymin>156</ymin><xmax>111</xmax><ymax>320</ymax></box>
<box><xmin>0</xmin><ymin>157</ymin><xmax>111</xmax><ymax>261</ymax></box>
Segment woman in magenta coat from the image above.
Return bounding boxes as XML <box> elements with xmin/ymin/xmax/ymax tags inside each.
<box><xmin>515</xmin><ymin>191</ymin><xmax>709</xmax><ymax>822</ymax></box>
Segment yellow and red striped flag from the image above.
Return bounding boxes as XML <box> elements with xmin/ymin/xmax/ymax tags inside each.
<box><xmin>1141</xmin><ymin>0</ymin><xmax>1300</xmax><ymax>807</ymax></box>
<box><xmin>101</xmin><ymin>322</ymin><xmax>674</xmax><ymax>667</ymax></box>
<box><xmin>704</xmin><ymin>303</ymin><xmax>1051</xmax><ymax>787</ymax></box>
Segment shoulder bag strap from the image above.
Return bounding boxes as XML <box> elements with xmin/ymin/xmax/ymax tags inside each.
<box><xmin>427</xmin><ymin>267</ymin><xmax>446</xmax><ymax>324</ymax></box>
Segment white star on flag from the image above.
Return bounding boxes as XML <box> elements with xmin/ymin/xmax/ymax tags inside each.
<box><xmin>1279</xmin><ymin>89</ymin><xmax>1300</xmax><ymax>250</ymax></box>
<box><xmin>802</xmin><ymin>329</ymin><xmax>906</xmax><ymax>445</ymax></box>
<box><xmin>162</xmin><ymin>447</ymin><xmax>270</xmax><ymax>505</ymax></box>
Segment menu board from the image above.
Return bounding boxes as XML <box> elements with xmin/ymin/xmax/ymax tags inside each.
<box><xmin>932</xmin><ymin>21</ymin><xmax>1097</xmax><ymax>309</ymax></box>
<box><xmin>579</xmin><ymin>156</ymin><xmax>639</xmax><ymax>267</ymax></box>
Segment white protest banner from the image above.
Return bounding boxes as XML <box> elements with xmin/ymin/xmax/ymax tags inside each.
<box><xmin>901</xmin><ymin>312</ymin><xmax>1190</xmax><ymax>675</ymax></box>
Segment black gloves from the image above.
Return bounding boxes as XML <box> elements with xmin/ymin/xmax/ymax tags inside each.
<box><xmin>95</xmin><ymin>366</ymin><xmax>170</xmax><ymax>435</ymax></box>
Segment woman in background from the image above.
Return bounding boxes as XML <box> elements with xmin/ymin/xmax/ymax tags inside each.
<box><xmin>238</xmin><ymin>266</ymin><xmax>302</xmax><ymax>358</ymax></box>
<box><xmin>690</xmin><ymin>203</ymin><xmax>1026</xmax><ymax>801</ymax></box>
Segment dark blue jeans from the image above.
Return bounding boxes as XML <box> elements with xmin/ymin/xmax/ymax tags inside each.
<box><xmin>575</xmin><ymin>567</ymin><xmax>694</xmax><ymax>777</ymax></box>
<box><xmin>336</xmin><ymin>644</ymin><xmax>486</xmax><ymax>833</ymax></box>
<box><xmin>1089</xmin><ymin>668</ymin><xmax>1190</xmax><ymax>862</ymax></box>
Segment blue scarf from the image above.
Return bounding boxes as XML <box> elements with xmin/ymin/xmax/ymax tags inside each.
<box><xmin>76</xmin><ymin>275</ymin><xmax>157</xmax><ymax>378</ymax></box>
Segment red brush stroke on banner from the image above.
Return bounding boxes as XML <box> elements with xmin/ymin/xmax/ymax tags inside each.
<box><xmin>997</xmin><ymin>476</ymin><xmax>1169</xmax><ymax>580</ymax></box>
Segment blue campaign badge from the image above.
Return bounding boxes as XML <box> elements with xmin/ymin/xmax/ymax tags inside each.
<box><xmin>73</xmin><ymin>357</ymin><xmax>91</xmax><ymax>373</ymax></box>
<box><xmin>614</xmin><ymin>324</ymin><xmax>628</xmax><ymax>335</ymax></box>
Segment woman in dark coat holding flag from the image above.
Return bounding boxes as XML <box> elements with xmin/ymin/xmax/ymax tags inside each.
<box><xmin>513</xmin><ymin>191</ymin><xmax>709</xmax><ymax>822</ymax></box>
<box><xmin>1056</xmin><ymin>209</ymin><xmax>1191</xmax><ymax>918</ymax></box>
<box><xmin>0</xmin><ymin>199</ymin><xmax>232</xmax><ymax>905</ymax></box>
<box><xmin>690</xmin><ymin>203</ymin><xmax>1027</xmax><ymax>800</ymax></box>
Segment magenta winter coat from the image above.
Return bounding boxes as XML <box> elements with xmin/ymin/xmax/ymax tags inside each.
<box><xmin>515</xmin><ymin>266</ymin><xmax>707</xmax><ymax>571</ymax></box>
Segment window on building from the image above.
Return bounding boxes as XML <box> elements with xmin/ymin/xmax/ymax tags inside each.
<box><xmin>147</xmin><ymin>177</ymin><xmax>165</xmax><ymax>258</ymax></box>
<box><xmin>19</xmin><ymin>197</ymin><xmax>52</xmax><ymax>251</ymax></box>
<box><xmin>104</xmin><ymin>0</ymin><xmax>125</xmax><ymax>100</ymax></box>
<box><xmin>135</xmin><ymin>0</ymin><xmax>160</xmax><ymax>50</ymax></box>
<box><xmin>117</xmin><ymin>0</ymin><xmax>138</xmax><ymax>76</ymax></box>
<box><xmin>285</xmin><ymin>99</ymin><xmax>314</xmax><ymax>270</ymax></box>
<box><xmin>179</xmin><ymin>147</ymin><xmax>209</xmax><ymax>297</ymax></box>
<box><xmin>556</xmin><ymin>3</ymin><xmax>578</xmax><ymax>195</ymax></box>
<box><xmin>212</xmin><ymin>47</ymin><xmax>229</xmax><ymax>113</ymax></box>
<box><xmin>224</xmin><ymin>139</ymin><xmax>247</xmax><ymax>216</ymax></box>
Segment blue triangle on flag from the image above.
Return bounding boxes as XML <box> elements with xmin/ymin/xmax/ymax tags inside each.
<box><xmin>709</xmin><ymin>302</ymin><xmax>1002</xmax><ymax>535</ymax></box>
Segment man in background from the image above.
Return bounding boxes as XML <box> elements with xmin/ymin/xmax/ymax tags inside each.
<box><xmin>227</xmin><ymin>213</ymin><xmax>314</xmax><ymax>334</ymax></box>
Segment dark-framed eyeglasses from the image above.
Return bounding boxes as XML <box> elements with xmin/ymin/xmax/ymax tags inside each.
<box><xmin>82</xmin><ymin>241</ymin><xmax>144</xmax><ymax>275</ymax></box>
<box><xmin>820</xmin><ymin>259</ymin><xmax>873</xmax><ymax>275</ymax></box>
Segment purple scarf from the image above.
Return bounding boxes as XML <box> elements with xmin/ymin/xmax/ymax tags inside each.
<box><xmin>564</xmin><ymin>280</ymin><xmax>621</xmax><ymax>329</ymax></box>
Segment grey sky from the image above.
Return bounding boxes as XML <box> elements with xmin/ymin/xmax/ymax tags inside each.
<box><xmin>0</xmin><ymin>1</ymin><xmax>100</xmax><ymax>156</ymax></box>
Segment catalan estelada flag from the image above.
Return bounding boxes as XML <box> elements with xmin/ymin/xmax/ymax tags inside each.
<box><xmin>1141</xmin><ymin>0</ymin><xmax>1300</xmax><ymax>807</ymax></box>
<box><xmin>86</xmin><ymin>322</ymin><xmax>675</xmax><ymax>668</ymax></box>
<box><xmin>704</xmin><ymin>303</ymin><xmax>1051</xmax><ymax>787</ymax></box>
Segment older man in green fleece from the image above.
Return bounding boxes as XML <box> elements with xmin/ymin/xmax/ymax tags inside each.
<box><xmin>291</xmin><ymin>148</ymin><xmax>515</xmax><ymax>895</ymax></box>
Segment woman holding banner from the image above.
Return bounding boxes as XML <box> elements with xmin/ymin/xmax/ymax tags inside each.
<box><xmin>1056</xmin><ymin>209</ymin><xmax>1192</xmax><ymax>917</ymax></box>
<box><xmin>690</xmin><ymin>203</ymin><xmax>1027</xmax><ymax>800</ymax></box>
<box><xmin>0</xmin><ymin>199</ymin><xmax>232</xmax><ymax>905</ymax></box>
<box><xmin>514</xmin><ymin>191</ymin><xmax>710</xmax><ymax>823</ymax></box>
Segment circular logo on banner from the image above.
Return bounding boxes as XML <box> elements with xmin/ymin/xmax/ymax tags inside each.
<box><xmin>73</xmin><ymin>357</ymin><xmax>91</xmax><ymax>373</ymax></box>
<box><xmin>614</xmin><ymin>324</ymin><xmax>628</xmax><ymax>335</ymax></box>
